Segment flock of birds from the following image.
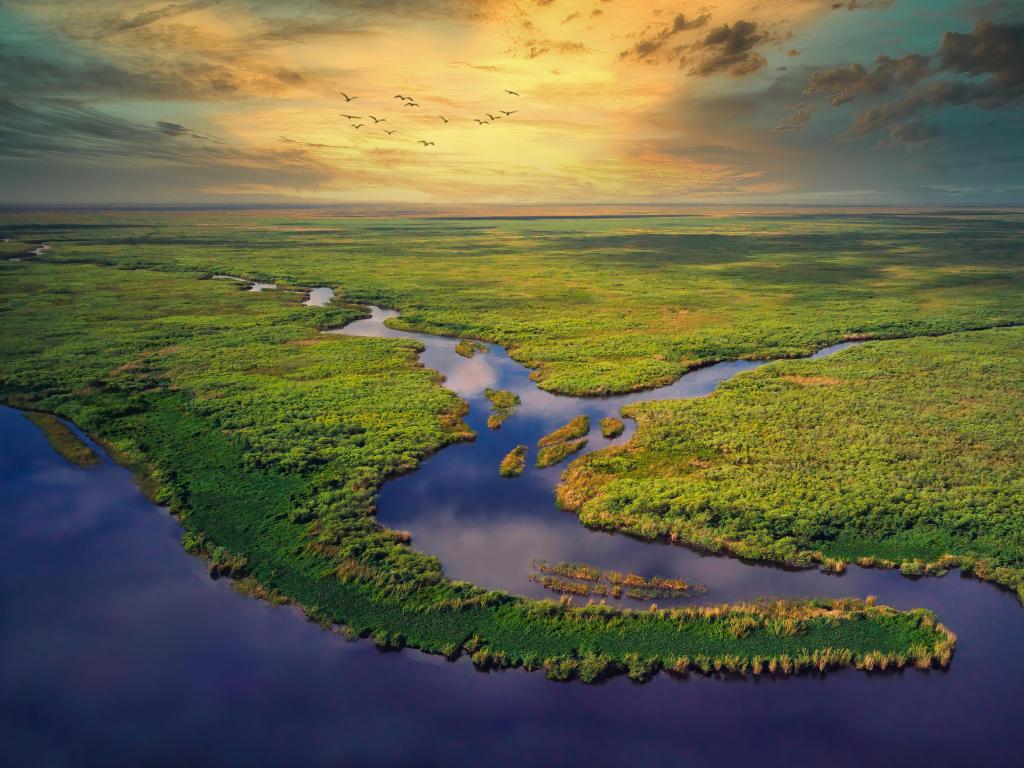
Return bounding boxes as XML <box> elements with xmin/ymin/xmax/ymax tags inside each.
<box><xmin>336</xmin><ymin>89</ymin><xmax>521</xmax><ymax>148</ymax></box>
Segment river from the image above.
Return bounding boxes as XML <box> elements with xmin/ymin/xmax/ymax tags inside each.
<box><xmin>3</xmin><ymin>301</ymin><xmax>1022</xmax><ymax>766</ymax></box>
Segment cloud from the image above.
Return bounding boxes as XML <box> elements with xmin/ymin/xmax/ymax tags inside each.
<box><xmin>618</xmin><ymin>13</ymin><xmax>709</xmax><ymax>63</ymax></box>
<box><xmin>939</xmin><ymin>19</ymin><xmax>1024</xmax><ymax>97</ymax></box>
<box><xmin>772</xmin><ymin>102</ymin><xmax>816</xmax><ymax>132</ymax></box>
<box><xmin>0</xmin><ymin>99</ymin><xmax>336</xmax><ymax>189</ymax></box>
<box><xmin>111</xmin><ymin>0</ymin><xmax>222</xmax><ymax>33</ymax></box>
<box><xmin>830</xmin><ymin>1</ymin><xmax>894</xmax><ymax>10</ymax></box>
<box><xmin>874</xmin><ymin>121</ymin><xmax>940</xmax><ymax>151</ymax></box>
<box><xmin>805</xmin><ymin>54</ymin><xmax>932</xmax><ymax>105</ymax></box>
<box><xmin>802</xmin><ymin>19</ymin><xmax>1024</xmax><ymax>150</ymax></box>
<box><xmin>690</xmin><ymin>20</ymin><xmax>770</xmax><ymax>77</ymax></box>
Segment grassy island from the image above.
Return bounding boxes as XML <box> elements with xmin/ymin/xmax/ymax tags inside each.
<box><xmin>455</xmin><ymin>339</ymin><xmax>486</xmax><ymax>358</ymax></box>
<box><xmin>484</xmin><ymin>388</ymin><xmax>520</xmax><ymax>429</ymax></box>
<box><xmin>500</xmin><ymin>445</ymin><xmax>528</xmax><ymax>477</ymax></box>
<box><xmin>600</xmin><ymin>417</ymin><xmax>625</xmax><ymax>439</ymax></box>
<box><xmin>538</xmin><ymin>415</ymin><xmax>590</xmax><ymax>446</ymax></box>
<box><xmin>5</xmin><ymin>210</ymin><xmax>1019</xmax><ymax>680</ymax></box>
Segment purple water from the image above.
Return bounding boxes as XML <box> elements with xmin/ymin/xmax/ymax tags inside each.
<box><xmin>3</xmin><ymin>310</ymin><xmax>1022</xmax><ymax>766</ymax></box>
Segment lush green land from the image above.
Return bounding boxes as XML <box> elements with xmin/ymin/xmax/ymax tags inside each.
<box><xmin>25</xmin><ymin>412</ymin><xmax>99</xmax><ymax>465</ymax></box>
<box><xmin>8</xmin><ymin>211</ymin><xmax>1024</xmax><ymax>396</ymax></box>
<box><xmin>0</xmin><ymin>258</ymin><xmax>946</xmax><ymax>679</ymax></box>
<box><xmin>5</xmin><ymin>210</ymin><xmax>1021</xmax><ymax>678</ymax></box>
<box><xmin>484</xmin><ymin>388</ymin><xmax>520</xmax><ymax>429</ymax></box>
<box><xmin>499</xmin><ymin>445</ymin><xmax>528</xmax><ymax>477</ymax></box>
<box><xmin>600</xmin><ymin>417</ymin><xmax>625</xmax><ymax>439</ymax></box>
<box><xmin>560</xmin><ymin>328</ymin><xmax>1024</xmax><ymax>598</ymax></box>
<box><xmin>455</xmin><ymin>339</ymin><xmax>486</xmax><ymax>358</ymax></box>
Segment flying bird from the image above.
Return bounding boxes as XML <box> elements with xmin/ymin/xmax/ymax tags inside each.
<box><xmin>404</xmin><ymin>102</ymin><xmax>419</xmax><ymax>107</ymax></box>
<box><xmin>474</xmin><ymin>119</ymin><xmax>489</xmax><ymax>125</ymax></box>
<box><xmin>500</xmin><ymin>110</ymin><xmax>518</xmax><ymax>116</ymax></box>
<box><xmin>504</xmin><ymin>90</ymin><xmax>519</xmax><ymax>96</ymax></box>
<box><xmin>339</xmin><ymin>92</ymin><xmax>357</xmax><ymax>102</ymax></box>
<box><xmin>393</xmin><ymin>94</ymin><xmax>407</xmax><ymax>100</ymax></box>
<box><xmin>383</xmin><ymin>129</ymin><xmax>398</xmax><ymax>135</ymax></box>
<box><xmin>351</xmin><ymin>123</ymin><xmax>365</xmax><ymax>129</ymax></box>
<box><xmin>369</xmin><ymin>115</ymin><xmax>386</xmax><ymax>123</ymax></box>
<box><xmin>417</xmin><ymin>140</ymin><xmax>435</xmax><ymax>146</ymax></box>
<box><xmin>486</xmin><ymin>113</ymin><xmax>501</xmax><ymax>121</ymax></box>
<box><xmin>439</xmin><ymin>116</ymin><xmax>449</xmax><ymax>123</ymax></box>
<box><xmin>340</xmin><ymin>114</ymin><xmax>360</xmax><ymax>120</ymax></box>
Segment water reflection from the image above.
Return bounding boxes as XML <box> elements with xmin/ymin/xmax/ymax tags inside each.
<box><xmin>4</xmin><ymin>404</ymin><xmax>1024</xmax><ymax>766</ymax></box>
<box><xmin>339</xmin><ymin>307</ymin><xmax>867</xmax><ymax>606</ymax></box>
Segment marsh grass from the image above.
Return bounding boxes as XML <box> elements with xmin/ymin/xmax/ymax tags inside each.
<box><xmin>485</xmin><ymin>387</ymin><xmax>520</xmax><ymax>429</ymax></box>
<box><xmin>558</xmin><ymin>328</ymin><xmax>1024</xmax><ymax>601</ymax></box>
<box><xmin>25</xmin><ymin>412</ymin><xmax>99</xmax><ymax>465</ymax></box>
<box><xmin>530</xmin><ymin>560</ymin><xmax>707</xmax><ymax>601</ymax></box>
<box><xmin>500</xmin><ymin>445</ymin><xmax>527</xmax><ymax>477</ymax></box>
<box><xmin>456</xmin><ymin>339</ymin><xmax>487</xmax><ymax>358</ymax></box>
<box><xmin>0</xmin><ymin>211</ymin><xmax>987</xmax><ymax>682</ymax></box>
<box><xmin>600</xmin><ymin>417</ymin><xmax>624</xmax><ymax>439</ymax></box>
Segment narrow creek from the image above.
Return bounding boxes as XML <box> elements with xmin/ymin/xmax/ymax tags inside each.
<box><xmin>330</xmin><ymin>306</ymin><xmax>964</xmax><ymax>612</ymax></box>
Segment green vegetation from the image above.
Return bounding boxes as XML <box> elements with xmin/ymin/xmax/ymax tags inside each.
<box><xmin>538</xmin><ymin>415</ymin><xmax>590</xmax><ymax>447</ymax></box>
<box><xmin>536</xmin><ymin>415</ymin><xmax>590</xmax><ymax>468</ymax></box>
<box><xmin>25</xmin><ymin>412</ymin><xmax>99</xmax><ymax>465</ymax></box>
<box><xmin>537</xmin><ymin>439</ymin><xmax>588</xmax><ymax>469</ymax></box>
<box><xmin>500</xmin><ymin>445</ymin><xmax>528</xmax><ymax>477</ymax></box>
<box><xmin>600</xmin><ymin>416</ymin><xmax>625</xmax><ymax>439</ymax></box>
<box><xmin>5</xmin><ymin>209</ymin><xmax>1015</xmax><ymax>679</ymax></box>
<box><xmin>530</xmin><ymin>560</ymin><xmax>707</xmax><ymax>601</ymax></box>
<box><xmin>560</xmin><ymin>328</ymin><xmax>1024</xmax><ymax>599</ymax></box>
<box><xmin>455</xmin><ymin>339</ymin><xmax>487</xmax><ymax>358</ymax></box>
<box><xmin>7</xmin><ymin>211</ymin><xmax>1023</xmax><ymax>397</ymax></box>
<box><xmin>484</xmin><ymin>388</ymin><xmax>520</xmax><ymax>429</ymax></box>
<box><xmin>0</xmin><ymin>258</ymin><xmax>950</xmax><ymax>680</ymax></box>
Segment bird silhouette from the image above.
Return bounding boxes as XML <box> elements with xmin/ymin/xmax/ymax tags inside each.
<box><xmin>500</xmin><ymin>110</ymin><xmax>518</xmax><ymax>116</ymax></box>
<box><xmin>352</xmin><ymin>124</ymin><xmax>365</xmax><ymax>129</ymax></box>
<box><xmin>505</xmin><ymin>90</ymin><xmax>520</xmax><ymax>96</ymax></box>
<box><xmin>404</xmin><ymin>102</ymin><xmax>419</xmax><ymax>107</ymax></box>
<box><xmin>339</xmin><ymin>92</ymin><xmax>357</xmax><ymax>102</ymax></box>
<box><xmin>393</xmin><ymin>94</ymin><xmax>407</xmax><ymax>100</ymax></box>
<box><xmin>340</xmin><ymin>114</ymin><xmax>360</xmax><ymax>120</ymax></box>
<box><xmin>383</xmin><ymin>129</ymin><xmax>398</xmax><ymax>135</ymax></box>
<box><xmin>474</xmin><ymin>119</ymin><xmax>489</xmax><ymax>125</ymax></box>
<box><xmin>439</xmin><ymin>116</ymin><xmax>449</xmax><ymax>123</ymax></box>
<box><xmin>417</xmin><ymin>140</ymin><xmax>435</xmax><ymax>146</ymax></box>
<box><xmin>369</xmin><ymin>115</ymin><xmax>386</xmax><ymax>123</ymax></box>
<box><xmin>486</xmin><ymin>113</ymin><xmax>500</xmax><ymax>121</ymax></box>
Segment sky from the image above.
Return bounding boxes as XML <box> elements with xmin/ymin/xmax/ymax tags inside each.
<box><xmin>1</xmin><ymin>0</ymin><xmax>1022</xmax><ymax>206</ymax></box>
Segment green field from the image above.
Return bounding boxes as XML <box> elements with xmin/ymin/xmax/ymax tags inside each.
<box><xmin>4</xmin><ymin>210</ymin><xmax>1020</xmax><ymax>678</ymax></box>
<box><xmin>560</xmin><ymin>327</ymin><xmax>1024</xmax><ymax>597</ymax></box>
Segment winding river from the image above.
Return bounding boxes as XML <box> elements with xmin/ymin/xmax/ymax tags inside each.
<box><xmin>4</xmin><ymin>296</ymin><xmax>1023</xmax><ymax>766</ymax></box>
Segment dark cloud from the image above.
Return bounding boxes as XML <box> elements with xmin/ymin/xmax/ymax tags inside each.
<box><xmin>690</xmin><ymin>20</ymin><xmax>769</xmax><ymax>77</ymax></box>
<box><xmin>874</xmin><ymin>121</ymin><xmax>940</xmax><ymax>151</ymax></box>
<box><xmin>803</xmin><ymin>19</ymin><xmax>1024</xmax><ymax>150</ymax></box>
<box><xmin>939</xmin><ymin>20</ymin><xmax>1024</xmax><ymax>95</ymax></box>
<box><xmin>618</xmin><ymin>13</ymin><xmax>709</xmax><ymax>63</ymax></box>
<box><xmin>0</xmin><ymin>43</ymin><xmax>243</xmax><ymax>101</ymax></box>
<box><xmin>0</xmin><ymin>99</ymin><xmax>336</xmax><ymax>189</ymax></box>
<box><xmin>830</xmin><ymin>1</ymin><xmax>894</xmax><ymax>10</ymax></box>
<box><xmin>805</xmin><ymin>54</ymin><xmax>931</xmax><ymax>105</ymax></box>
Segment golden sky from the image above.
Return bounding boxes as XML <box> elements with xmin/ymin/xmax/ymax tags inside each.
<box><xmin>2</xmin><ymin>1</ymin><xmax>1022</xmax><ymax>205</ymax></box>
